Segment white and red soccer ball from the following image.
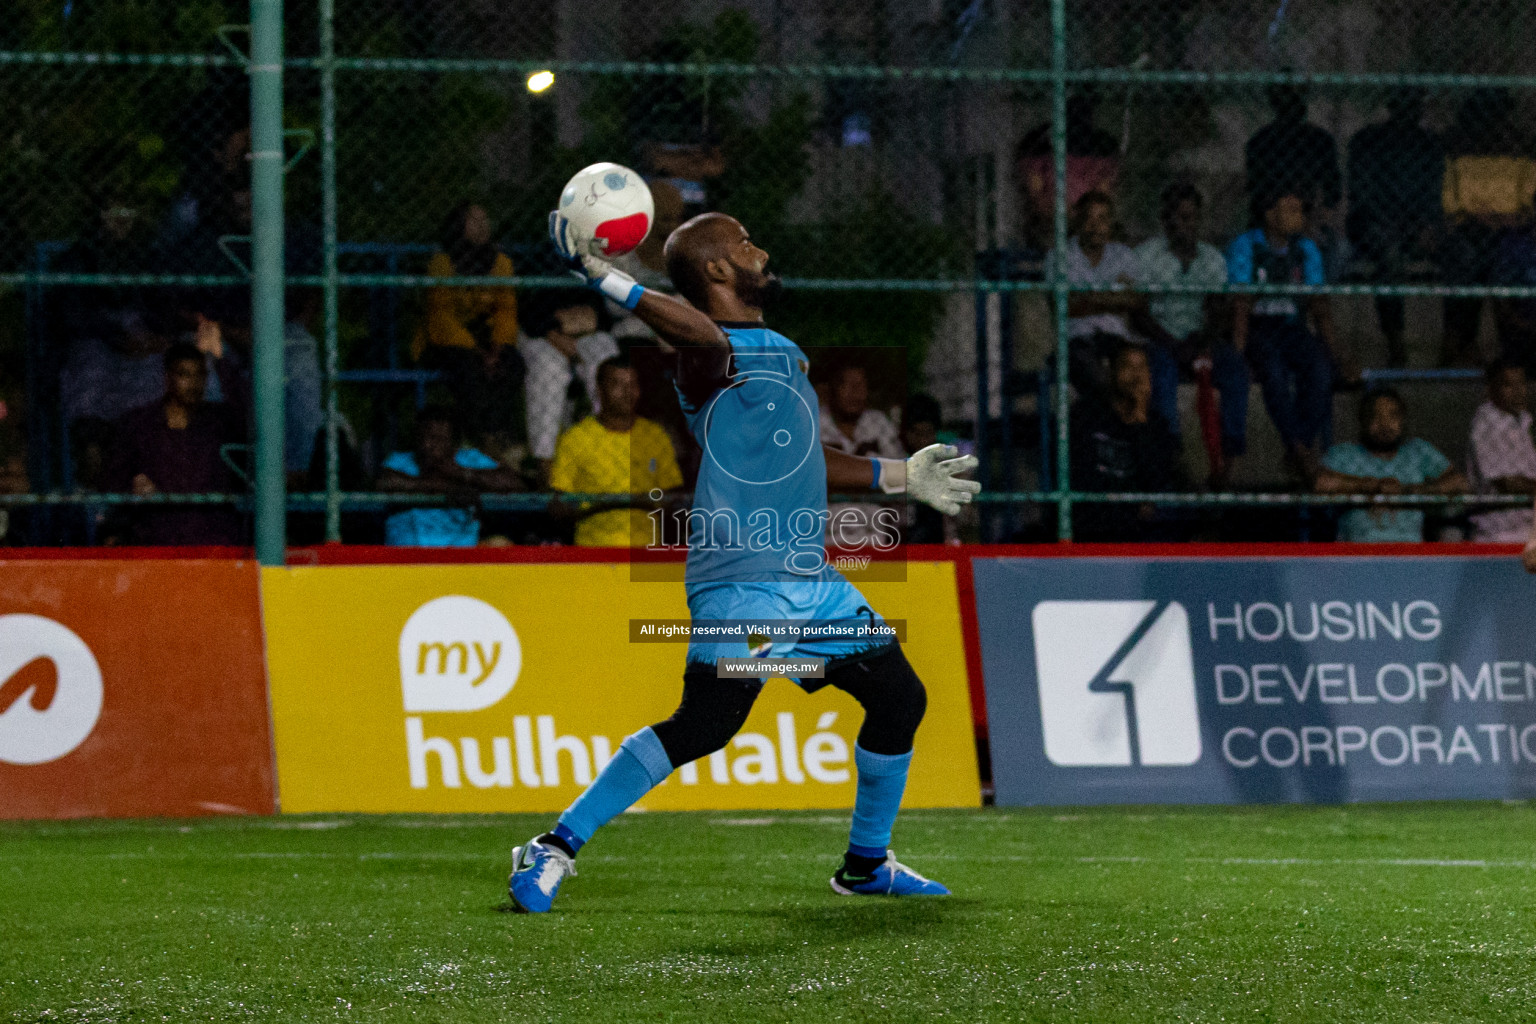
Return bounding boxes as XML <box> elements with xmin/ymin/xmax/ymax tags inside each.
<box><xmin>558</xmin><ymin>162</ymin><xmax>654</xmax><ymax>259</ymax></box>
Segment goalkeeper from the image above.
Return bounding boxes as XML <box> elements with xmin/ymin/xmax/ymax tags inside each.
<box><xmin>509</xmin><ymin>210</ymin><xmax>980</xmax><ymax>913</ymax></box>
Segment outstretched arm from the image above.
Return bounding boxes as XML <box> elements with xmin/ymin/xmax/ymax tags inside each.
<box><xmin>826</xmin><ymin>442</ymin><xmax>981</xmax><ymax>516</ymax></box>
<box><xmin>825</xmin><ymin>444</ymin><xmax>879</xmax><ymax>490</ymax></box>
<box><xmin>629</xmin><ymin>290</ymin><xmax>728</xmax><ymax>350</ymax></box>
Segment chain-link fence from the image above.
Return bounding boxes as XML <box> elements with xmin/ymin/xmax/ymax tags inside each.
<box><xmin>5</xmin><ymin>0</ymin><xmax>1536</xmax><ymax>558</ymax></box>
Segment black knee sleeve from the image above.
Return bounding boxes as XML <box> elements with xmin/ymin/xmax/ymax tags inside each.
<box><xmin>826</xmin><ymin>644</ymin><xmax>928</xmax><ymax>756</ymax></box>
<box><xmin>648</xmin><ymin>665</ymin><xmax>763</xmax><ymax>768</ymax></box>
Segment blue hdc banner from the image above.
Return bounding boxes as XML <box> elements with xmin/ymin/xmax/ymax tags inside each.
<box><xmin>974</xmin><ymin>555</ymin><xmax>1536</xmax><ymax>806</ymax></box>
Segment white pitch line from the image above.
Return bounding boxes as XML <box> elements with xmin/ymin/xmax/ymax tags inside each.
<box><xmin>1074</xmin><ymin>855</ymin><xmax>1530</xmax><ymax>870</ymax></box>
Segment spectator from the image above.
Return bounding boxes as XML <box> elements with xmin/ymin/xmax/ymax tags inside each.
<box><xmin>549</xmin><ymin>357</ymin><xmax>683</xmax><ymax>548</ymax></box>
<box><xmin>156</xmin><ymin>116</ymin><xmax>250</xmax><ymax>270</ymax></box>
<box><xmin>1468</xmin><ymin>359</ymin><xmax>1536</xmax><ymax>542</ymax></box>
<box><xmin>414</xmin><ymin>202</ymin><xmax>524</xmax><ymax>452</ymax></box>
<box><xmin>820</xmin><ymin>364</ymin><xmax>904</xmax><ymax>547</ymax></box>
<box><xmin>377</xmin><ymin>406</ymin><xmax>523</xmax><ymax>547</ymax></box>
<box><xmin>156</xmin><ymin>129</ymin><xmax>319</xmax><ymax>396</ymax></box>
<box><xmin>1492</xmin><ymin>218</ymin><xmax>1536</xmax><ymax>372</ymax></box>
<box><xmin>192</xmin><ymin>285</ymin><xmax>325</xmax><ymax>491</ymax></box>
<box><xmin>281</xmin><ymin>290</ymin><xmax>325</xmax><ymax>488</ymax></box>
<box><xmin>1069</xmin><ymin>341</ymin><xmax>1186</xmax><ymax>542</ymax></box>
<box><xmin>156</xmin><ymin>87</ymin><xmax>323</xmax><ymax>268</ymax></box>
<box><xmin>1245</xmin><ymin>83</ymin><xmax>1342</xmax><ymax>224</ymax></box>
<box><xmin>56</xmin><ymin>193</ymin><xmax>178</xmax><ymax>429</ymax></box>
<box><xmin>1134</xmin><ymin>183</ymin><xmax>1251</xmax><ymax>483</ymax></box>
<box><xmin>1316</xmin><ymin>389</ymin><xmax>1465</xmax><ymax>542</ymax></box>
<box><xmin>148</xmin><ymin>293</ymin><xmax>322</xmax><ymax>493</ymax></box>
<box><xmin>1346</xmin><ymin>88</ymin><xmax>1444</xmax><ymax>367</ymax></box>
<box><xmin>521</xmin><ymin>290</ymin><xmax>620</xmax><ymax>479</ymax></box>
<box><xmin>1044</xmin><ymin>191</ymin><xmax>1175</xmax><ymax>414</ymax></box>
<box><xmin>155</xmin><ymin>138</ymin><xmax>257</xmax><ymax>402</ymax></box>
<box><xmin>899</xmin><ymin>393</ymin><xmax>947</xmax><ymax>544</ymax></box>
<box><xmin>1442</xmin><ymin>88</ymin><xmax>1536</xmax><ymax>366</ymax></box>
<box><xmin>166</xmin><ymin>180</ymin><xmax>253</xmax><ymax>283</ymax></box>
<box><xmin>157</xmin><ymin>121</ymin><xmax>264</xmax><ymax>331</ymax></box>
<box><xmin>104</xmin><ymin>342</ymin><xmax>246</xmax><ymax>546</ymax></box>
<box><xmin>1015</xmin><ymin>89</ymin><xmax>1121</xmax><ymax>251</ymax></box>
<box><xmin>821</xmin><ymin>364</ymin><xmax>903</xmax><ymax>459</ymax></box>
<box><xmin>1229</xmin><ymin>189</ymin><xmax>1354</xmax><ymax>479</ymax></box>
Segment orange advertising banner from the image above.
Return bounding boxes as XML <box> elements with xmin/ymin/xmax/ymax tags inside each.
<box><xmin>0</xmin><ymin>560</ymin><xmax>275</xmax><ymax>818</ymax></box>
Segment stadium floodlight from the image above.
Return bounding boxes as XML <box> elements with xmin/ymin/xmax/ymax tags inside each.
<box><xmin>526</xmin><ymin>70</ymin><xmax>555</xmax><ymax>93</ymax></box>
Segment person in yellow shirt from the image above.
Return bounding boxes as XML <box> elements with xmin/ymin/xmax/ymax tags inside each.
<box><xmin>414</xmin><ymin>202</ymin><xmax>523</xmax><ymax>449</ymax></box>
<box><xmin>548</xmin><ymin>356</ymin><xmax>683</xmax><ymax>547</ymax></box>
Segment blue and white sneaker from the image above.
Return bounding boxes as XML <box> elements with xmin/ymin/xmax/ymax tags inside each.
<box><xmin>830</xmin><ymin>850</ymin><xmax>950</xmax><ymax>896</ymax></box>
<box><xmin>508</xmin><ymin>838</ymin><xmax>577</xmax><ymax>914</ymax></box>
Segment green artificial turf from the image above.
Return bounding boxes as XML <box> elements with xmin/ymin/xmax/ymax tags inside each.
<box><xmin>5</xmin><ymin>804</ymin><xmax>1536</xmax><ymax>1022</ymax></box>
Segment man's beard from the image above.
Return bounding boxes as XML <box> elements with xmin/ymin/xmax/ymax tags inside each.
<box><xmin>729</xmin><ymin>259</ymin><xmax>784</xmax><ymax>309</ymax></box>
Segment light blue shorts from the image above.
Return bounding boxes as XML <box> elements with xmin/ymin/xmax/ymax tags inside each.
<box><xmin>684</xmin><ymin>573</ymin><xmax>894</xmax><ymax>688</ymax></box>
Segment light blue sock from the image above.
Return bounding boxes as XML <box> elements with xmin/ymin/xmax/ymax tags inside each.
<box><xmin>557</xmin><ymin>727</ymin><xmax>673</xmax><ymax>844</ymax></box>
<box><xmin>848</xmin><ymin>744</ymin><xmax>913</xmax><ymax>852</ymax></box>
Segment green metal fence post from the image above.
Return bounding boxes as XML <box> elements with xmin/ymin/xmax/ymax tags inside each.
<box><xmin>319</xmin><ymin>0</ymin><xmax>341</xmax><ymax>542</ymax></box>
<box><xmin>249</xmin><ymin>0</ymin><xmax>286</xmax><ymax>565</ymax></box>
<box><xmin>1050</xmin><ymin>0</ymin><xmax>1072</xmax><ymax>541</ymax></box>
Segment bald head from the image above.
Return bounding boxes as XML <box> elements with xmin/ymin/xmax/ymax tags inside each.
<box><xmin>664</xmin><ymin>213</ymin><xmax>741</xmax><ymax>308</ymax></box>
<box><xmin>661</xmin><ymin>212</ymin><xmax>779</xmax><ymax>318</ymax></box>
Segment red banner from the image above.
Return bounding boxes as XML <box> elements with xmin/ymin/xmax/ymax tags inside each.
<box><xmin>0</xmin><ymin>560</ymin><xmax>274</xmax><ymax>818</ymax></box>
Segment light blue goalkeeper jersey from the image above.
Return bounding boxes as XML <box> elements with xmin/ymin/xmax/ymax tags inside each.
<box><xmin>677</xmin><ymin>324</ymin><xmax>832</xmax><ymax>585</ymax></box>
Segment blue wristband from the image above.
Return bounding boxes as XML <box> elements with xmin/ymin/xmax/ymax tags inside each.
<box><xmin>597</xmin><ymin>273</ymin><xmax>645</xmax><ymax>310</ymax></box>
<box><xmin>869</xmin><ymin>458</ymin><xmax>882</xmax><ymax>488</ymax></box>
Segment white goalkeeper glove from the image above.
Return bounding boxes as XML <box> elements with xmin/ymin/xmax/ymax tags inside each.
<box><xmin>874</xmin><ymin>444</ymin><xmax>981</xmax><ymax>516</ymax></box>
<box><xmin>548</xmin><ymin>210</ymin><xmax>645</xmax><ymax>310</ymax></box>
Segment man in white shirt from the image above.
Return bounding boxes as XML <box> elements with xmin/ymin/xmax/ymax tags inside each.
<box><xmin>820</xmin><ymin>364</ymin><xmax>903</xmax><ymax>548</ymax></box>
<box><xmin>821</xmin><ymin>364</ymin><xmax>903</xmax><ymax>458</ymax></box>
<box><xmin>522</xmin><ymin>296</ymin><xmax>620</xmax><ymax>476</ymax></box>
<box><xmin>1469</xmin><ymin>359</ymin><xmax>1536</xmax><ymax>542</ymax></box>
<box><xmin>1044</xmin><ymin>191</ymin><xmax>1178</xmax><ymax>422</ymax></box>
<box><xmin>1134</xmin><ymin>183</ymin><xmax>1251</xmax><ymax>484</ymax></box>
